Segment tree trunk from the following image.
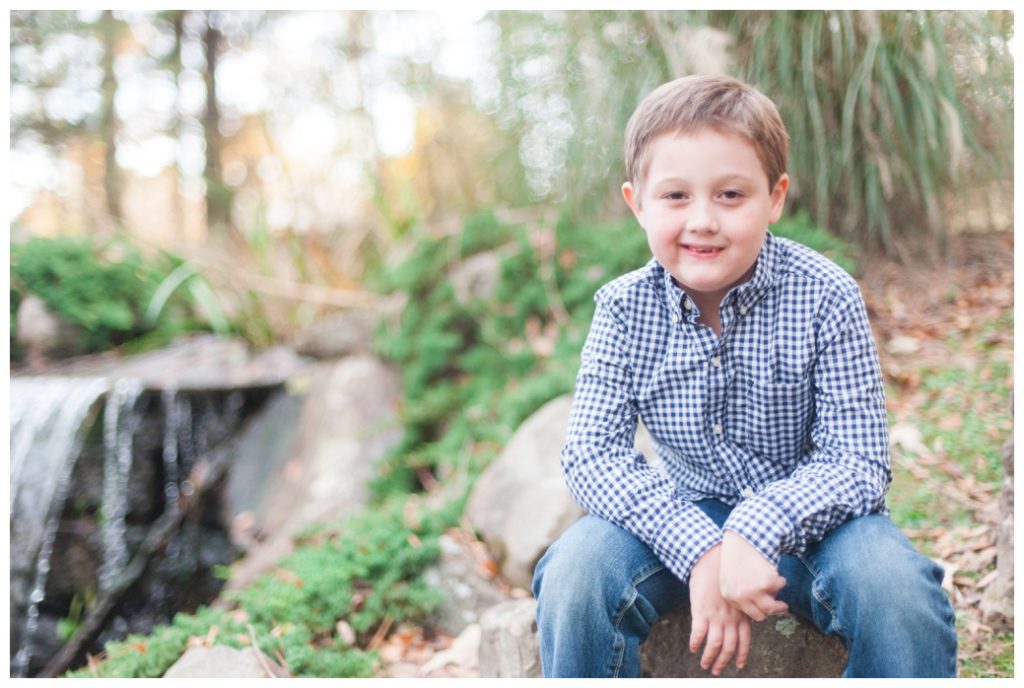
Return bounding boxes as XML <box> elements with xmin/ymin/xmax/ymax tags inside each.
<box><xmin>171</xmin><ymin>10</ymin><xmax>186</xmax><ymax>241</ymax></box>
<box><xmin>99</xmin><ymin>10</ymin><xmax>122</xmax><ymax>222</ymax></box>
<box><xmin>203</xmin><ymin>10</ymin><xmax>231</xmax><ymax>233</ymax></box>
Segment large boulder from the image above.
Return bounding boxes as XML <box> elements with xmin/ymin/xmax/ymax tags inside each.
<box><xmin>478</xmin><ymin>599</ymin><xmax>542</xmax><ymax>678</ymax></box>
<box><xmin>422</xmin><ymin>533</ymin><xmax>514</xmax><ymax>635</ymax></box>
<box><xmin>640</xmin><ymin>605</ymin><xmax>847</xmax><ymax>677</ymax></box>
<box><xmin>221</xmin><ymin>355</ymin><xmax>403</xmax><ymax>591</ymax></box>
<box><xmin>477</xmin><ymin>598</ymin><xmax>847</xmax><ymax>678</ymax></box>
<box><xmin>465</xmin><ymin>394</ymin><xmax>659</xmax><ymax>590</ymax></box>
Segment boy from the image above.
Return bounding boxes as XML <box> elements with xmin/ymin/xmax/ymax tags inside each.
<box><xmin>532</xmin><ymin>75</ymin><xmax>957</xmax><ymax>678</ymax></box>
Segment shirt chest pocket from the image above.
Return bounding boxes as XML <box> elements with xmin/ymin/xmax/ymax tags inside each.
<box><xmin>731</xmin><ymin>378</ymin><xmax>815</xmax><ymax>462</ymax></box>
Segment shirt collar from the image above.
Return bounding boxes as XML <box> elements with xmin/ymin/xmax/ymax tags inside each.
<box><xmin>658</xmin><ymin>230</ymin><xmax>780</xmax><ymax>320</ymax></box>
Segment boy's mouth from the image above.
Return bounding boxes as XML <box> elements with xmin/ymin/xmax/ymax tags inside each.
<box><xmin>682</xmin><ymin>244</ymin><xmax>724</xmax><ymax>257</ymax></box>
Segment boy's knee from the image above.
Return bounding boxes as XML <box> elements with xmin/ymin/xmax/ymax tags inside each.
<box><xmin>534</xmin><ymin>516</ymin><xmax>647</xmax><ymax>618</ymax></box>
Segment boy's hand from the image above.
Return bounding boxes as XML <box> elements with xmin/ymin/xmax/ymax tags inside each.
<box><xmin>719</xmin><ymin>530</ymin><xmax>789</xmax><ymax>621</ymax></box>
<box><xmin>688</xmin><ymin>544</ymin><xmax>752</xmax><ymax>675</ymax></box>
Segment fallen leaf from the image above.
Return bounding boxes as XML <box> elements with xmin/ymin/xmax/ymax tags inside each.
<box><xmin>887</xmin><ymin>335</ymin><xmax>922</xmax><ymax>355</ymax></box>
<box><xmin>976</xmin><ymin>569</ymin><xmax>999</xmax><ymax>589</ymax></box>
<box><xmin>273</xmin><ymin>569</ymin><xmax>303</xmax><ymax>588</ymax></box>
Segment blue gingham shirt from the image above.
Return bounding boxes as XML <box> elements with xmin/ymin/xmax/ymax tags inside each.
<box><xmin>561</xmin><ymin>231</ymin><xmax>891</xmax><ymax>583</ymax></box>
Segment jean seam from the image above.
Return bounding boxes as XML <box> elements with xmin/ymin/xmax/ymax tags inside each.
<box><xmin>798</xmin><ymin>553</ymin><xmax>841</xmax><ymax>634</ymax></box>
<box><xmin>608</xmin><ymin>563</ymin><xmax>666</xmax><ymax>678</ymax></box>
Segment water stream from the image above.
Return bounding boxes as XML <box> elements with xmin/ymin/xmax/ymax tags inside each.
<box><xmin>10</xmin><ymin>377</ymin><xmax>111</xmax><ymax>677</ymax></box>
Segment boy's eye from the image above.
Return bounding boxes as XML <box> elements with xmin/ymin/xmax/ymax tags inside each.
<box><xmin>720</xmin><ymin>190</ymin><xmax>743</xmax><ymax>201</ymax></box>
<box><xmin>663</xmin><ymin>192</ymin><xmax>687</xmax><ymax>201</ymax></box>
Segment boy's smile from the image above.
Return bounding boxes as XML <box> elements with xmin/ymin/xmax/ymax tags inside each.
<box><xmin>622</xmin><ymin>128</ymin><xmax>789</xmax><ymax>318</ymax></box>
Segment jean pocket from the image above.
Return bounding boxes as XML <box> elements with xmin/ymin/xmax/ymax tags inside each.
<box><xmin>734</xmin><ymin>378</ymin><xmax>814</xmax><ymax>461</ymax></box>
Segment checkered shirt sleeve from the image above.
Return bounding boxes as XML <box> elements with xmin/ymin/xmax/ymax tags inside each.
<box><xmin>560</xmin><ymin>233</ymin><xmax>891</xmax><ymax>582</ymax></box>
<box><xmin>561</xmin><ymin>293</ymin><xmax>724</xmax><ymax>583</ymax></box>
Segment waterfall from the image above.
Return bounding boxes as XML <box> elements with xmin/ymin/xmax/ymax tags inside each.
<box><xmin>9</xmin><ymin>377</ymin><xmax>111</xmax><ymax>678</ymax></box>
<box><xmin>161</xmin><ymin>388</ymin><xmax>181</xmax><ymax>513</ymax></box>
<box><xmin>97</xmin><ymin>379</ymin><xmax>144</xmax><ymax>592</ymax></box>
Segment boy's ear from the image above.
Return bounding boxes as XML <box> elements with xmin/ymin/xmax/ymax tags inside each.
<box><xmin>622</xmin><ymin>181</ymin><xmax>641</xmax><ymax>217</ymax></box>
<box><xmin>768</xmin><ymin>173</ymin><xmax>790</xmax><ymax>223</ymax></box>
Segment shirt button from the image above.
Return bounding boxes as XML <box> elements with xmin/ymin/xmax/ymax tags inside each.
<box><xmin>671</xmin><ymin>312</ymin><xmax>679</xmax><ymax>323</ymax></box>
<box><xmin>711</xmin><ymin>356</ymin><xmax>722</xmax><ymax>368</ymax></box>
<box><xmin>683</xmin><ymin>299</ymin><xmax>693</xmax><ymax>311</ymax></box>
<box><xmin>741</xmin><ymin>487</ymin><xmax>755</xmax><ymax>498</ymax></box>
<box><xmin>738</xmin><ymin>304</ymin><xmax>749</xmax><ymax>315</ymax></box>
<box><xmin>712</xmin><ymin>423</ymin><xmax>723</xmax><ymax>435</ymax></box>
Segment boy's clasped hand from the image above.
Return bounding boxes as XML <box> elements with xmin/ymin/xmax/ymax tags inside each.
<box><xmin>689</xmin><ymin>531</ymin><xmax>789</xmax><ymax>675</ymax></box>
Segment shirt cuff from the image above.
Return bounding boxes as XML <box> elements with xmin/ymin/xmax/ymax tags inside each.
<box><xmin>722</xmin><ymin>495</ymin><xmax>797</xmax><ymax>566</ymax></box>
<box><xmin>651</xmin><ymin>506</ymin><xmax>723</xmax><ymax>583</ymax></box>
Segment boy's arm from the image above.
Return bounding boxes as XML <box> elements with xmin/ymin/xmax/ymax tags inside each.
<box><xmin>723</xmin><ymin>287</ymin><xmax>891</xmax><ymax>566</ymax></box>
<box><xmin>562</xmin><ymin>293</ymin><xmax>722</xmax><ymax>583</ymax></box>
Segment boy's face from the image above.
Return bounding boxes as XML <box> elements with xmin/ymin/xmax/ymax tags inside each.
<box><xmin>622</xmin><ymin>128</ymin><xmax>789</xmax><ymax>309</ymax></box>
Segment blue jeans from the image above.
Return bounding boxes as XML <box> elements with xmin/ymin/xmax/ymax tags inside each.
<box><xmin>533</xmin><ymin>500</ymin><xmax>957</xmax><ymax>677</ymax></box>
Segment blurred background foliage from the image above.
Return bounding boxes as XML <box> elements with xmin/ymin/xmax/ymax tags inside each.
<box><xmin>9</xmin><ymin>9</ymin><xmax>1013</xmax><ymax>354</ymax></box>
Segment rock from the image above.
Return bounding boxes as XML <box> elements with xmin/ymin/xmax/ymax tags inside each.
<box><xmin>449</xmin><ymin>248</ymin><xmax>514</xmax><ymax>305</ymax></box>
<box><xmin>221</xmin><ymin>356</ymin><xmax>403</xmax><ymax>592</ymax></box>
<box><xmin>478</xmin><ymin>599</ymin><xmax>542</xmax><ymax>678</ymax></box>
<box><xmin>41</xmin><ymin>334</ymin><xmax>306</xmax><ymax>392</ymax></box>
<box><xmin>15</xmin><ymin>293</ymin><xmax>85</xmax><ymax>361</ymax></box>
<box><xmin>640</xmin><ymin>607</ymin><xmax>847</xmax><ymax>678</ymax></box>
<box><xmin>221</xmin><ymin>391</ymin><xmax>304</xmax><ymax>547</ymax></box>
<box><xmin>162</xmin><ymin>645</ymin><xmax>288</xmax><ymax>678</ymax></box>
<box><xmin>477</xmin><ymin>598</ymin><xmax>847</xmax><ymax>678</ymax></box>
<box><xmin>422</xmin><ymin>534</ymin><xmax>513</xmax><ymax>635</ymax></box>
<box><xmin>291</xmin><ymin>308</ymin><xmax>380</xmax><ymax>359</ymax></box>
<box><xmin>419</xmin><ymin>623</ymin><xmax>481</xmax><ymax>676</ymax></box>
<box><xmin>465</xmin><ymin>394</ymin><xmax>659</xmax><ymax>590</ymax></box>
<box><xmin>980</xmin><ymin>433</ymin><xmax>1013</xmax><ymax>631</ymax></box>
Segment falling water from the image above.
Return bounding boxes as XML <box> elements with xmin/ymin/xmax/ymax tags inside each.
<box><xmin>9</xmin><ymin>377</ymin><xmax>111</xmax><ymax>678</ymax></box>
<box><xmin>97</xmin><ymin>379</ymin><xmax>144</xmax><ymax>592</ymax></box>
<box><xmin>161</xmin><ymin>388</ymin><xmax>181</xmax><ymax>513</ymax></box>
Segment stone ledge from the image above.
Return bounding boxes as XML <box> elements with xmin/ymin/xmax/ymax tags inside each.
<box><xmin>641</xmin><ymin>605</ymin><xmax>847</xmax><ymax>677</ymax></box>
<box><xmin>479</xmin><ymin>598</ymin><xmax>847</xmax><ymax>678</ymax></box>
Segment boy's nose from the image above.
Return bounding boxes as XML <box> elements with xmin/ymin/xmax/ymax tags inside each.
<box><xmin>684</xmin><ymin>200</ymin><xmax>718</xmax><ymax>233</ymax></box>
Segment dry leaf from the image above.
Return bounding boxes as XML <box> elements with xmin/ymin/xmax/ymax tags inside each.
<box><xmin>273</xmin><ymin>569</ymin><xmax>303</xmax><ymax>588</ymax></box>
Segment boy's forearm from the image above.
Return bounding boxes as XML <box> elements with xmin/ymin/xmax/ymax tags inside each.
<box><xmin>563</xmin><ymin>438</ymin><xmax>724</xmax><ymax>582</ymax></box>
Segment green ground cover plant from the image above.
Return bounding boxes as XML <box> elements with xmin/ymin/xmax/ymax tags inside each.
<box><xmin>65</xmin><ymin>502</ymin><xmax>447</xmax><ymax>678</ymax></box>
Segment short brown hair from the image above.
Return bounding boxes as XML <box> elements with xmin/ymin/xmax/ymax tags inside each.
<box><xmin>624</xmin><ymin>75</ymin><xmax>789</xmax><ymax>197</ymax></box>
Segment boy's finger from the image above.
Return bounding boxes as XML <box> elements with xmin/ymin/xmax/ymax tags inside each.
<box><xmin>712</xmin><ymin>625</ymin><xmax>737</xmax><ymax>675</ymax></box>
<box><xmin>700</xmin><ymin>627</ymin><xmax>724</xmax><ymax>670</ymax></box>
<box><xmin>755</xmin><ymin>594</ymin><xmax>788</xmax><ymax>617</ymax></box>
<box><xmin>739</xmin><ymin>599</ymin><xmax>767</xmax><ymax>622</ymax></box>
<box><xmin>736</xmin><ymin>619</ymin><xmax>752</xmax><ymax>669</ymax></box>
<box><xmin>689</xmin><ymin>616</ymin><xmax>709</xmax><ymax>654</ymax></box>
<box><xmin>766</xmin><ymin>575</ymin><xmax>787</xmax><ymax>594</ymax></box>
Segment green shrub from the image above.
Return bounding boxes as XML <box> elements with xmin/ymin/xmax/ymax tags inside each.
<box><xmin>10</xmin><ymin>235</ymin><xmax>227</xmax><ymax>358</ymax></box>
